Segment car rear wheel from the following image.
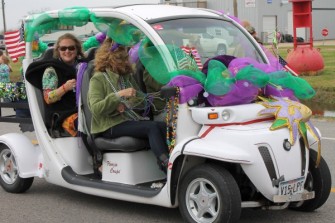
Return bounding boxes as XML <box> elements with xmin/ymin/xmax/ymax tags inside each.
<box><xmin>290</xmin><ymin>149</ymin><xmax>331</xmax><ymax>212</ymax></box>
<box><xmin>0</xmin><ymin>145</ymin><xmax>34</xmax><ymax>193</ymax></box>
<box><xmin>178</xmin><ymin>164</ymin><xmax>241</xmax><ymax>223</ymax></box>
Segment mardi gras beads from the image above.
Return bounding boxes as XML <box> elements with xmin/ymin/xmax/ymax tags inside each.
<box><xmin>165</xmin><ymin>87</ymin><xmax>179</xmax><ymax>153</ymax></box>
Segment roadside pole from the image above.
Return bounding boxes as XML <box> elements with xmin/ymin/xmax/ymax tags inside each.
<box><xmin>321</xmin><ymin>28</ymin><xmax>328</xmax><ymax>46</ymax></box>
<box><xmin>1</xmin><ymin>0</ymin><xmax>6</xmax><ymax>33</ymax></box>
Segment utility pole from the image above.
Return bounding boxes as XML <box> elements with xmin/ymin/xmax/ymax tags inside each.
<box><xmin>233</xmin><ymin>0</ymin><xmax>238</xmax><ymax>18</ymax></box>
<box><xmin>1</xmin><ymin>0</ymin><xmax>6</xmax><ymax>33</ymax></box>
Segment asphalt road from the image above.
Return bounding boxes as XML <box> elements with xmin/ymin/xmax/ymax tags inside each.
<box><xmin>0</xmin><ymin>108</ymin><xmax>334</xmax><ymax>223</ymax></box>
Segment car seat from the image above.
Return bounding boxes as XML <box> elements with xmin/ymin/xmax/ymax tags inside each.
<box><xmin>79</xmin><ymin>60</ymin><xmax>149</xmax><ymax>175</ymax></box>
<box><xmin>31</xmin><ymin>48</ymin><xmax>55</xmax><ymax>125</ymax></box>
<box><xmin>85</xmin><ymin>47</ymin><xmax>98</xmax><ymax>61</ymax></box>
<box><xmin>26</xmin><ymin>47</ymin><xmax>78</xmax><ymax>137</ymax></box>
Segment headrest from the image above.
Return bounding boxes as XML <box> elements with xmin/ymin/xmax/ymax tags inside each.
<box><xmin>85</xmin><ymin>47</ymin><xmax>98</xmax><ymax>61</ymax></box>
<box><xmin>36</xmin><ymin>48</ymin><xmax>54</xmax><ymax>61</ymax></box>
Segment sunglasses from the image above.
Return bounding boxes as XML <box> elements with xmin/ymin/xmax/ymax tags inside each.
<box><xmin>59</xmin><ymin>46</ymin><xmax>76</xmax><ymax>51</ymax></box>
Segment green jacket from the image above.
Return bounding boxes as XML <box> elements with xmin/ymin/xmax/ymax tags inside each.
<box><xmin>88</xmin><ymin>69</ymin><xmax>142</xmax><ymax>134</ymax></box>
<box><xmin>143</xmin><ymin>69</ymin><xmax>166</xmax><ymax>115</ymax></box>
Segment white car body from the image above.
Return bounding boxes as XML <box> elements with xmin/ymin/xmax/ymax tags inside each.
<box><xmin>0</xmin><ymin>4</ymin><xmax>331</xmax><ymax>223</ymax></box>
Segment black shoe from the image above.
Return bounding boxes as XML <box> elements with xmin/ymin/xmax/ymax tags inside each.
<box><xmin>93</xmin><ymin>157</ymin><xmax>102</xmax><ymax>179</ymax></box>
<box><xmin>159</xmin><ymin>159</ymin><xmax>169</xmax><ymax>174</ymax></box>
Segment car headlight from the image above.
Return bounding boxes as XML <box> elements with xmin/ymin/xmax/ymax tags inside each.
<box><xmin>221</xmin><ymin>110</ymin><xmax>230</xmax><ymax>121</ymax></box>
<box><xmin>283</xmin><ymin>139</ymin><xmax>291</xmax><ymax>151</ymax></box>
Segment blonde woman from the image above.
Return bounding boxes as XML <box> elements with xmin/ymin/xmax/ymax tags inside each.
<box><xmin>88</xmin><ymin>38</ymin><xmax>169</xmax><ymax>173</ymax></box>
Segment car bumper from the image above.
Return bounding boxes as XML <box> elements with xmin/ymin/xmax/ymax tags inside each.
<box><xmin>273</xmin><ymin>190</ymin><xmax>315</xmax><ymax>203</ymax></box>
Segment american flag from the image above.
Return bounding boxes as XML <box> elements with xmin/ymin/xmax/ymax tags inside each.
<box><xmin>4</xmin><ymin>22</ymin><xmax>26</xmax><ymax>63</ymax></box>
<box><xmin>173</xmin><ymin>47</ymin><xmax>194</xmax><ymax>70</ymax></box>
<box><xmin>278</xmin><ymin>55</ymin><xmax>299</xmax><ymax>77</ymax></box>
<box><xmin>180</xmin><ymin>46</ymin><xmax>203</xmax><ymax>70</ymax></box>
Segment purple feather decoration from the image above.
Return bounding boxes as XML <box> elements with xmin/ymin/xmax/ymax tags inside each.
<box><xmin>111</xmin><ymin>43</ymin><xmax>120</xmax><ymax>52</ymax></box>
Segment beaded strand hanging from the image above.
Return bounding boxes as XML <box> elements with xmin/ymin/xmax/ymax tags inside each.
<box><xmin>166</xmin><ymin>87</ymin><xmax>180</xmax><ymax>153</ymax></box>
<box><xmin>103</xmin><ymin>72</ymin><xmax>162</xmax><ymax>120</ymax></box>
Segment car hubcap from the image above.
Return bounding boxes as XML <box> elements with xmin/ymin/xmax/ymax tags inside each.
<box><xmin>0</xmin><ymin>149</ymin><xmax>18</xmax><ymax>184</ymax></box>
<box><xmin>186</xmin><ymin>178</ymin><xmax>220</xmax><ymax>223</ymax></box>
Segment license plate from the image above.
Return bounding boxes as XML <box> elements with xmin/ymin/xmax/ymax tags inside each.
<box><xmin>279</xmin><ymin>176</ymin><xmax>305</xmax><ymax>196</ymax></box>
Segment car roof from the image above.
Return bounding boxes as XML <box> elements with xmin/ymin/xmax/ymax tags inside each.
<box><xmin>25</xmin><ymin>5</ymin><xmax>225</xmax><ymax>26</ymax></box>
<box><xmin>113</xmin><ymin>4</ymin><xmax>222</xmax><ymax>21</ymax></box>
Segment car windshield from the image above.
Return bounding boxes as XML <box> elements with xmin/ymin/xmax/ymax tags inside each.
<box><xmin>151</xmin><ymin>18</ymin><xmax>264</xmax><ymax>64</ymax></box>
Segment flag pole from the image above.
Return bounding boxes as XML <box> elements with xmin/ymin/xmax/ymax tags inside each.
<box><xmin>1</xmin><ymin>0</ymin><xmax>8</xmax><ymax>55</ymax></box>
<box><xmin>1</xmin><ymin>0</ymin><xmax>6</xmax><ymax>33</ymax></box>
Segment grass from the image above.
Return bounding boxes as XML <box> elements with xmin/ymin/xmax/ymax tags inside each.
<box><xmin>9</xmin><ymin>42</ymin><xmax>335</xmax><ymax>110</ymax></box>
<box><xmin>275</xmin><ymin>44</ymin><xmax>335</xmax><ymax>110</ymax></box>
<box><xmin>9</xmin><ymin>62</ymin><xmax>23</xmax><ymax>82</ymax></box>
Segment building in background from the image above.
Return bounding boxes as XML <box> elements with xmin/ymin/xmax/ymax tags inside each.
<box><xmin>36</xmin><ymin>0</ymin><xmax>335</xmax><ymax>44</ymax></box>
<box><xmin>165</xmin><ymin>0</ymin><xmax>335</xmax><ymax>42</ymax></box>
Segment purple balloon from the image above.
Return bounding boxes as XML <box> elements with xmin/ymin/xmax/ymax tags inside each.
<box><xmin>129</xmin><ymin>42</ymin><xmax>140</xmax><ymax>63</ymax></box>
<box><xmin>95</xmin><ymin>32</ymin><xmax>106</xmax><ymax>44</ymax></box>
<box><xmin>168</xmin><ymin>75</ymin><xmax>200</xmax><ymax>86</ymax></box>
<box><xmin>167</xmin><ymin>75</ymin><xmax>203</xmax><ymax>104</ymax></box>
<box><xmin>264</xmin><ymin>85</ymin><xmax>298</xmax><ymax>101</ymax></box>
<box><xmin>179</xmin><ymin>84</ymin><xmax>203</xmax><ymax>104</ymax></box>
<box><xmin>206</xmin><ymin>80</ymin><xmax>259</xmax><ymax>106</ymax></box>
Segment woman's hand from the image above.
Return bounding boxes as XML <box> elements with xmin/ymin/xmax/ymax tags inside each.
<box><xmin>64</xmin><ymin>79</ymin><xmax>76</xmax><ymax>92</ymax></box>
<box><xmin>117</xmin><ymin>103</ymin><xmax>126</xmax><ymax>113</ymax></box>
<box><xmin>118</xmin><ymin>88</ymin><xmax>136</xmax><ymax>98</ymax></box>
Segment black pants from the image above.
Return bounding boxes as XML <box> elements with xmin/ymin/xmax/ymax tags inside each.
<box><xmin>102</xmin><ymin>121</ymin><xmax>168</xmax><ymax>160</ymax></box>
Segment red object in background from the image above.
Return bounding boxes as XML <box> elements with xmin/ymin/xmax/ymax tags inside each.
<box><xmin>321</xmin><ymin>28</ymin><xmax>328</xmax><ymax>37</ymax></box>
<box><xmin>287</xmin><ymin>0</ymin><xmax>324</xmax><ymax>75</ymax></box>
<box><xmin>4</xmin><ymin>22</ymin><xmax>25</xmax><ymax>62</ymax></box>
<box><xmin>286</xmin><ymin>47</ymin><xmax>324</xmax><ymax>75</ymax></box>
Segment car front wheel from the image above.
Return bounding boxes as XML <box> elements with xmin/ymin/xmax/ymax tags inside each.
<box><xmin>0</xmin><ymin>145</ymin><xmax>34</xmax><ymax>193</ymax></box>
<box><xmin>178</xmin><ymin>164</ymin><xmax>241</xmax><ymax>223</ymax></box>
<box><xmin>290</xmin><ymin>149</ymin><xmax>331</xmax><ymax>212</ymax></box>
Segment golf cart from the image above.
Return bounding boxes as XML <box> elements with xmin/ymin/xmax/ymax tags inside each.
<box><xmin>0</xmin><ymin>5</ymin><xmax>331</xmax><ymax>223</ymax></box>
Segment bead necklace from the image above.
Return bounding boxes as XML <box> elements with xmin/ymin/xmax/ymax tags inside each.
<box><xmin>103</xmin><ymin>72</ymin><xmax>152</xmax><ymax>120</ymax></box>
<box><xmin>165</xmin><ymin>87</ymin><xmax>180</xmax><ymax>153</ymax></box>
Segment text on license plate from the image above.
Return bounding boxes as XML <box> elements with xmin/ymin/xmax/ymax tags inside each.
<box><xmin>279</xmin><ymin>176</ymin><xmax>305</xmax><ymax>196</ymax></box>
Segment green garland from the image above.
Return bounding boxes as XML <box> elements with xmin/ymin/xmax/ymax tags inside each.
<box><xmin>0</xmin><ymin>82</ymin><xmax>27</xmax><ymax>101</ymax></box>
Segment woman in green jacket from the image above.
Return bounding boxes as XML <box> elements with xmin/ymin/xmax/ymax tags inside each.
<box><xmin>88</xmin><ymin>38</ymin><xmax>169</xmax><ymax>173</ymax></box>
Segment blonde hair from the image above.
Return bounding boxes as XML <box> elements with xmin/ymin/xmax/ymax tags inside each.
<box><xmin>94</xmin><ymin>38</ymin><xmax>132</xmax><ymax>75</ymax></box>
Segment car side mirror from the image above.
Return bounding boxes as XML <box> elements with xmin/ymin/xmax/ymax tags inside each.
<box><xmin>160</xmin><ymin>86</ymin><xmax>177</xmax><ymax>99</ymax></box>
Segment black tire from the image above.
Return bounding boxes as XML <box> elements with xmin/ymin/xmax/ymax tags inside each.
<box><xmin>178</xmin><ymin>164</ymin><xmax>241</xmax><ymax>223</ymax></box>
<box><xmin>216</xmin><ymin>44</ymin><xmax>227</xmax><ymax>56</ymax></box>
<box><xmin>290</xmin><ymin>149</ymin><xmax>331</xmax><ymax>212</ymax></box>
<box><xmin>0</xmin><ymin>145</ymin><xmax>34</xmax><ymax>193</ymax></box>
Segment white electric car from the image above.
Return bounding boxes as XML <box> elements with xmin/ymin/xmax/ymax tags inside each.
<box><xmin>0</xmin><ymin>5</ymin><xmax>331</xmax><ymax>223</ymax></box>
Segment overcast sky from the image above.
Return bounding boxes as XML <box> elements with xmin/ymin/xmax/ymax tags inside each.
<box><xmin>2</xmin><ymin>0</ymin><xmax>162</xmax><ymax>31</ymax></box>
